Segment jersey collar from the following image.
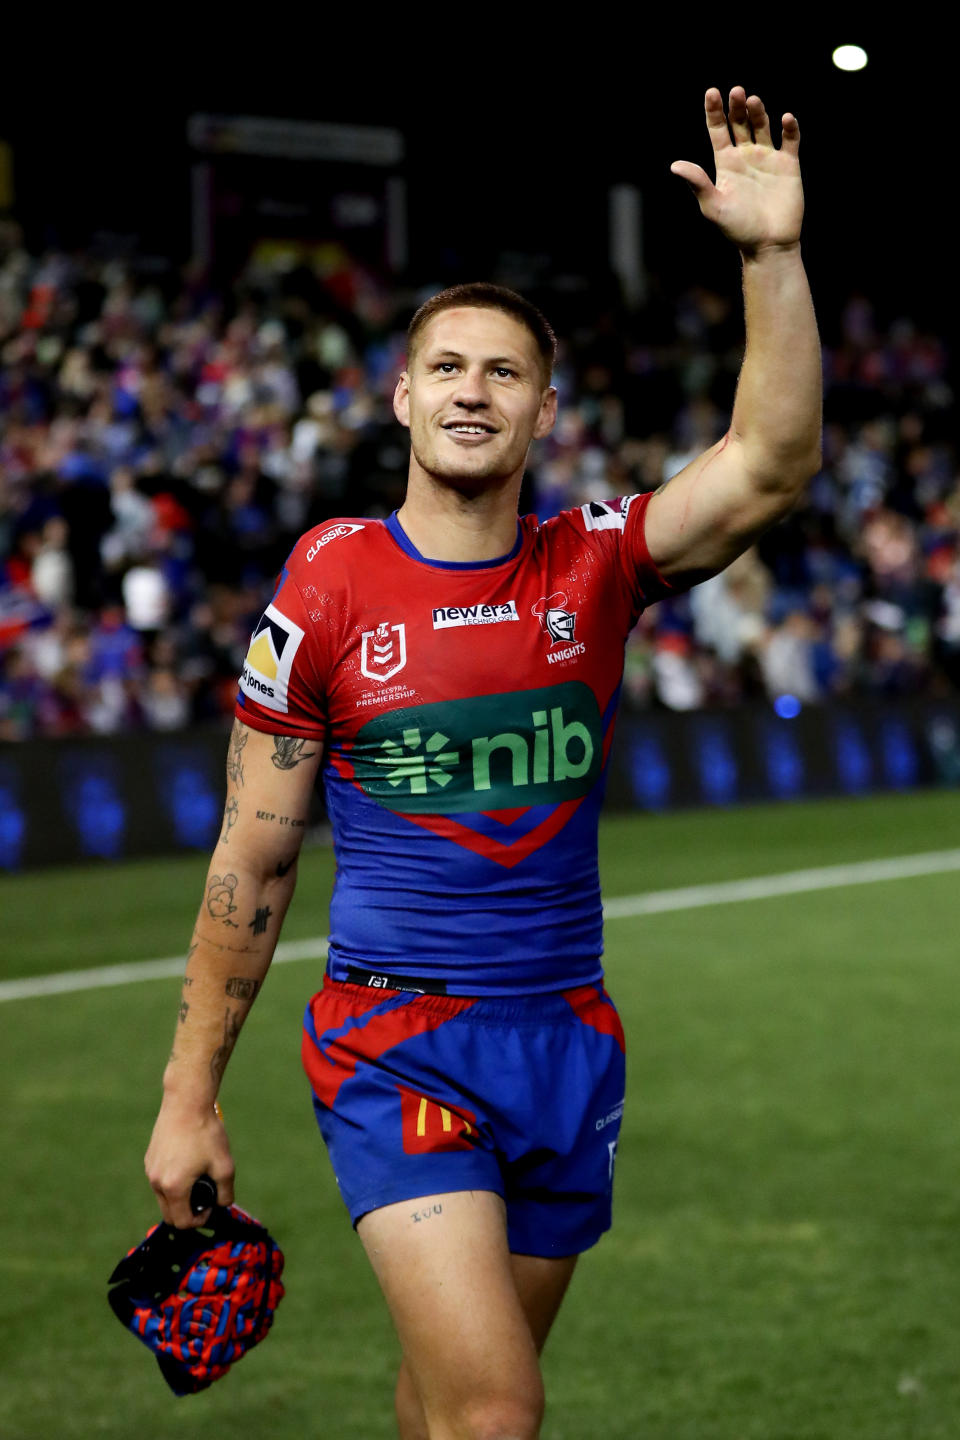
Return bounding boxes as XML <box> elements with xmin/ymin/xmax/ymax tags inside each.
<box><xmin>385</xmin><ymin>510</ymin><xmax>525</xmax><ymax>570</ymax></box>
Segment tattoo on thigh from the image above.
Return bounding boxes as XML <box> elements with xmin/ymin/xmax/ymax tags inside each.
<box><xmin>410</xmin><ymin>1204</ymin><xmax>443</xmax><ymax>1224</ymax></box>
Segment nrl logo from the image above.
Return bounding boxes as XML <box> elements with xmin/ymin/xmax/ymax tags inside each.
<box><xmin>532</xmin><ymin>593</ymin><xmax>577</xmax><ymax>646</ymax></box>
<box><xmin>361</xmin><ymin>621</ymin><xmax>407</xmax><ymax>683</ymax></box>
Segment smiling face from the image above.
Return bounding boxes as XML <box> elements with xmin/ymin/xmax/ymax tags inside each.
<box><xmin>394</xmin><ymin>307</ymin><xmax>557</xmax><ymax>494</ymax></box>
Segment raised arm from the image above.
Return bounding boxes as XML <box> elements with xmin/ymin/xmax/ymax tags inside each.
<box><xmin>144</xmin><ymin>718</ymin><xmax>322</xmax><ymax>1227</ymax></box>
<box><xmin>644</xmin><ymin>86</ymin><xmax>822</xmax><ymax>584</ymax></box>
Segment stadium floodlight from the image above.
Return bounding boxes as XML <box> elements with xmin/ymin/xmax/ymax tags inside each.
<box><xmin>832</xmin><ymin>44</ymin><xmax>868</xmax><ymax>71</ymax></box>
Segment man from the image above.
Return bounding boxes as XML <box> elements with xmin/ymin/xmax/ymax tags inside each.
<box><xmin>146</xmin><ymin>87</ymin><xmax>820</xmax><ymax>1439</ymax></box>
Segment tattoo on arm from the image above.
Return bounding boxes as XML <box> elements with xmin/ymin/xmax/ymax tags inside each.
<box><xmin>255</xmin><ymin>811</ymin><xmax>306</xmax><ymax>827</ymax></box>
<box><xmin>227</xmin><ymin>721</ymin><xmax>248</xmax><ymax>788</ymax></box>
<box><xmin>248</xmin><ymin>906</ymin><xmax>272</xmax><ymax>937</ymax></box>
<box><xmin>209</xmin><ymin>1007</ymin><xmax>242</xmax><ymax>1085</ymax></box>
<box><xmin>276</xmin><ymin>857</ymin><xmax>295</xmax><ymax>877</ymax></box>
<box><xmin>178</xmin><ymin>1000</ymin><xmax>190</xmax><ymax>1024</ymax></box>
<box><xmin>271</xmin><ymin>736</ymin><xmax>317</xmax><ymax>770</ymax></box>
<box><xmin>225</xmin><ymin>976</ymin><xmax>260</xmax><ymax>1001</ymax></box>
<box><xmin>207</xmin><ymin>873</ymin><xmax>239</xmax><ymax>925</ymax></box>
<box><xmin>221</xmin><ymin>795</ymin><xmax>239</xmax><ymax>843</ymax></box>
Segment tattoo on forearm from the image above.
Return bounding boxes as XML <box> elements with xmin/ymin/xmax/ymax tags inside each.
<box><xmin>248</xmin><ymin>906</ymin><xmax>272</xmax><ymax>937</ymax></box>
<box><xmin>186</xmin><ymin>942</ymin><xmax>198</xmax><ymax>964</ymax></box>
<box><xmin>225</xmin><ymin>976</ymin><xmax>260</xmax><ymax>1001</ymax></box>
<box><xmin>182</xmin><ymin>975</ymin><xmax>194</xmax><ymax>987</ymax></box>
<box><xmin>207</xmin><ymin>873</ymin><xmax>239</xmax><ymax>925</ymax></box>
<box><xmin>276</xmin><ymin>857</ymin><xmax>295</xmax><ymax>877</ymax></box>
<box><xmin>221</xmin><ymin>795</ymin><xmax>239</xmax><ymax>843</ymax></box>
<box><xmin>178</xmin><ymin>1000</ymin><xmax>190</xmax><ymax>1024</ymax></box>
<box><xmin>227</xmin><ymin>722</ymin><xmax>248</xmax><ymax>788</ymax></box>
<box><xmin>271</xmin><ymin>736</ymin><xmax>316</xmax><ymax>770</ymax></box>
<box><xmin>209</xmin><ymin>1007</ymin><xmax>242</xmax><ymax>1084</ymax></box>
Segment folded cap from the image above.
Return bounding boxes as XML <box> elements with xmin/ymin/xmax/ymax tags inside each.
<box><xmin>108</xmin><ymin>1203</ymin><xmax>285</xmax><ymax>1395</ymax></box>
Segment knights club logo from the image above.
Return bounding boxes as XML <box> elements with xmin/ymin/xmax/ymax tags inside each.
<box><xmin>360</xmin><ymin>621</ymin><xmax>407</xmax><ymax>682</ymax></box>
<box><xmin>532</xmin><ymin>593</ymin><xmax>576</xmax><ymax>646</ymax></box>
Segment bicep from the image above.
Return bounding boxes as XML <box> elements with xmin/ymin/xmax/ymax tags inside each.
<box><xmin>218</xmin><ymin>720</ymin><xmax>324</xmax><ymax>874</ymax></box>
<box><xmin>643</xmin><ymin>435</ymin><xmax>793</xmax><ymax>586</ymax></box>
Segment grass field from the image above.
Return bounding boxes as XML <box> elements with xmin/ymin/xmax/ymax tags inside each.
<box><xmin>3</xmin><ymin>789</ymin><xmax>960</xmax><ymax>1438</ymax></box>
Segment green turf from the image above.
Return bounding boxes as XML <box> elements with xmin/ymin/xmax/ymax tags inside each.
<box><xmin>2</xmin><ymin>789</ymin><xmax>960</xmax><ymax>1437</ymax></box>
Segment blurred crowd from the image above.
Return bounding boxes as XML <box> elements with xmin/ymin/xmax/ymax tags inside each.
<box><xmin>1</xmin><ymin>216</ymin><xmax>958</xmax><ymax>740</ymax></box>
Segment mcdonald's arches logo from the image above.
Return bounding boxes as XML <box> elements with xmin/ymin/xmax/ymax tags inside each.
<box><xmin>397</xmin><ymin>1085</ymin><xmax>478</xmax><ymax>1155</ymax></box>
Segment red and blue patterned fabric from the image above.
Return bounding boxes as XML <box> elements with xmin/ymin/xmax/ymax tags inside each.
<box><xmin>236</xmin><ymin>496</ymin><xmax>673</xmax><ymax>997</ymax></box>
<box><xmin>108</xmin><ymin>1203</ymin><xmax>285</xmax><ymax>1395</ymax></box>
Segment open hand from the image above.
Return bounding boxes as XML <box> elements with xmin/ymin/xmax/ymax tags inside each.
<box><xmin>671</xmin><ymin>87</ymin><xmax>803</xmax><ymax>253</ymax></box>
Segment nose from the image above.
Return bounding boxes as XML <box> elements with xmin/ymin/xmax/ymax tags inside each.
<box><xmin>452</xmin><ymin>365</ymin><xmax>491</xmax><ymax>410</ymax></box>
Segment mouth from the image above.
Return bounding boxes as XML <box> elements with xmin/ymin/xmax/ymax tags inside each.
<box><xmin>442</xmin><ymin>421</ymin><xmax>498</xmax><ymax>441</ymax></box>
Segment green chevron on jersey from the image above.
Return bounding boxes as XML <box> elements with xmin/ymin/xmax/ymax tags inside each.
<box><xmin>351</xmin><ymin>682</ymin><xmax>603</xmax><ymax>813</ymax></box>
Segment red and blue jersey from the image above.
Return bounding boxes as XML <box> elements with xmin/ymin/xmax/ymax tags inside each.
<box><xmin>235</xmin><ymin>496</ymin><xmax>671</xmax><ymax>995</ymax></box>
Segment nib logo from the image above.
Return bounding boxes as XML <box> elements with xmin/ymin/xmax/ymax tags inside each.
<box><xmin>376</xmin><ymin>729</ymin><xmax>459</xmax><ymax>795</ymax></box>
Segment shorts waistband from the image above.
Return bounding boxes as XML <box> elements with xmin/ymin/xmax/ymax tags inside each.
<box><xmin>344</xmin><ymin>964</ymin><xmax>448</xmax><ymax>995</ymax></box>
<box><xmin>320</xmin><ymin>975</ymin><xmax>610</xmax><ymax>1027</ymax></box>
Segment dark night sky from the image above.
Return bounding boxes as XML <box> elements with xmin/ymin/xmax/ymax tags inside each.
<box><xmin>0</xmin><ymin>26</ymin><xmax>951</xmax><ymax>327</ymax></box>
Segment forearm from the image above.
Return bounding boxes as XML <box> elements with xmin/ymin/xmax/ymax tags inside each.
<box><xmin>161</xmin><ymin>854</ymin><xmax>297</xmax><ymax>1109</ymax></box>
<box><xmin>731</xmin><ymin>243</ymin><xmax>822</xmax><ymax>487</ymax></box>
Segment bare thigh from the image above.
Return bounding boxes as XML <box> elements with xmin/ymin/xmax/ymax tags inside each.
<box><xmin>359</xmin><ymin>1191</ymin><xmax>577</xmax><ymax>1439</ymax></box>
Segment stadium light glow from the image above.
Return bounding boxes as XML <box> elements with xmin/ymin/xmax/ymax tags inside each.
<box><xmin>774</xmin><ymin>695</ymin><xmax>802</xmax><ymax>719</ymax></box>
<box><xmin>832</xmin><ymin>44</ymin><xmax>868</xmax><ymax>72</ymax></box>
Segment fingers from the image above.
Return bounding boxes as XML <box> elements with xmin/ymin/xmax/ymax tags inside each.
<box><xmin>700</xmin><ymin>86</ymin><xmax>799</xmax><ymax>154</ymax></box>
<box><xmin>781</xmin><ymin>112</ymin><xmax>801</xmax><ymax>156</ymax></box>
<box><xmin>669</xmin><ymin>160</ymin><xmax>715</xmax><ymax>202</ymax></box>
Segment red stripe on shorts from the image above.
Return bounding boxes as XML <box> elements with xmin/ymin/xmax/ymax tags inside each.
<box><xmin>302</xmin><ymin>984</ymin><xmax>476</xmax><ymax>1109</ymax></box>
<box><xmin>563</xmin><ymin>985</ymin><xmax>625</xmax><ymax>1053</ymax></box>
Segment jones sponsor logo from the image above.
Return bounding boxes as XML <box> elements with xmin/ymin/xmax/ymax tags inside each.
<box><xmin>432</xmin><ymin>601</ymin><xmax>519</xmax><ymax>629</ymax></box>
<box><xmin>581</xmin><ymin>499</ymin><xmax>626</xmax><ymax>533</ymax></box>
<box><xmin>238</xmin><ymin>602</ymin><xmax>305</xmax><ymax>714</ymax></box>
<box><xmin>351</xmin><ymin>682</ymin><xmax>603</xmax><ymax>813</ymax></box>
<box><xmin>305</xmin><ymin>522</ymin><xmax>364</xmax><ymax>561</ymax></box>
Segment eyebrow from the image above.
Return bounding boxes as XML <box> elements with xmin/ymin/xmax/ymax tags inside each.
<box><xmin>428</xmin><ymin>349</ymin><xmax>528</xmax><ymax>370</ymax></box>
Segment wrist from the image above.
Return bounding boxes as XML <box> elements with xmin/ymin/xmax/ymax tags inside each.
<box><xmin>740</xmin><ymin>239</ymin><xmax>803</xmax><ymax>264</ymax></box>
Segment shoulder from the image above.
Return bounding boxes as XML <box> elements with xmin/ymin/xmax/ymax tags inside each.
<box><xmin>537</xmin><ymin>494</ymin><xmax>655</xmax><ymax>547</ymax></box>
<box><xmin>282</xmin><ymin>517</ymin><xmax>387</xmax><ymax>584</ymax></box>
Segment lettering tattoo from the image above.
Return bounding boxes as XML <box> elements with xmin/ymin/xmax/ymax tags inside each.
<box><xmin>207</xmin><ymin>873</ymin><xmax>239</xmax><ymax>925</ymax></box>
<box><xmin>182</xmin><ymin>975</ymin><xmax>194</xmax><ymax>987</ymax></box>
<box><xmin>411</xmin><ymin>1204</ymin><xmax>444</xmax><ymax>1223</ymax></box>
<box><xmin>255</xmin><ymin>810</ymin><xmax>306</xmax><ymax>828</ymax></box>
<box><xmin>227</xmin><ymin>721</ymin><xmax>248</xmax><ymax>788</ymax></box>
<box><xmin>276</xmin><ymin>857</ymin><xmax>295</xmax><ymax>877</ymax></box>
<box><xmin>221</xmin><ymin>795</ymin><xmax>239</xmax><ymax>843</ymax></box>
<box><xmin>209</xmin><ymin>1007</ymin><xmax>242</xmax><ymax>1084</ymax></box>
<box><xmin>271</xmin><ymin>736</ymin><xmax>316</xmax><ymax>771</ymax></box>
<box><xmin>178</xmin><ymin>1000</ymin><xmax>190</xmax><ymax>1024</ymax></box>
<box><xmin>248</xmin><ymin>906</ymin><xmax>272</xmax><ymax>937</ymax></box>
<box><xmin>225</xmin><ymin>976</ymin><xmax>260</xmax><ymax>1001</ymax></box>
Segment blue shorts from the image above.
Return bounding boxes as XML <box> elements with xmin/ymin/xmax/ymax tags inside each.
<box><xmin>301</xmin><ymin>977</ymin><xmax>626</xmax><ymax>1257</ymax></box>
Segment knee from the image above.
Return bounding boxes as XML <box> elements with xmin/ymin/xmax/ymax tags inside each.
<box><xmin>452</xmin><ymin>1387</ymin><xmax>545</xmax><ymax>1440</ymax></box>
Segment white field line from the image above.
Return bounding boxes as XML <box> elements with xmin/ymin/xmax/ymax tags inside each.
<box><xmin>4</xmin><ymin>847</ymin><xmax>960</xmax><ymax>1005</ymax></box>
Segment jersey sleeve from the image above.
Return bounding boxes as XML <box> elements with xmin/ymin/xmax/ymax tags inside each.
<box><xmin>234</xmin><ymin>567</ymin><xmax>328</xmax><ymax>742</ymax></box>
<box><xmin>577</xmin><ymin>492</ymin><xmax>675</xmax><ymax>625</ymax></box>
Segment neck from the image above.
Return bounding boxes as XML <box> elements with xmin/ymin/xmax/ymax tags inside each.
<box><xmin>397</xmin><ymin>468</ymin><xmax>523</xmax><ymax>562</ymax></box>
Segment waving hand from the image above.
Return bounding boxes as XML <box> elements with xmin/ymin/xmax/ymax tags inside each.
<box><xmin>671</xmin><ymin>87</ymin><xmax>803</xmax><ymax>253</ymax></box>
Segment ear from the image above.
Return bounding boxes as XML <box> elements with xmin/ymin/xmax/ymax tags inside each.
<box><xmin>393</xmin><ymin>372</ymin><xmax>411</xmax><ymax>429</ymax></box>
<box><xmin>533</xmin><ymin>386</ymin><xmax>558</xmax><ymax>441</ymax></box>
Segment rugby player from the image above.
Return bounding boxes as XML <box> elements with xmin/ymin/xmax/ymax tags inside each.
<box><xmin>145</xmin><ymin>87</ymin><xmax>821</xmax><ymax>1439</ymax></box>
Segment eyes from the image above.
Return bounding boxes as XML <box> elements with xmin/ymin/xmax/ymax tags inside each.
<box><xmin>435</xmin><ymin>362</ymin><xmax>517</xmax><ymax>380</ymax></box>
